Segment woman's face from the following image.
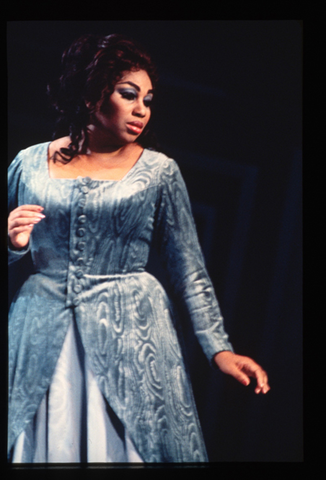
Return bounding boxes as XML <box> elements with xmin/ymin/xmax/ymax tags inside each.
<box><xmin>90</xmin><ymin>69</ymin><xmax>154</xmax><ymax>146</ymax></box>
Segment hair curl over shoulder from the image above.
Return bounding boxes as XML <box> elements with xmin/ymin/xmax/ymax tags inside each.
<box><xmin>47</xmin><ymin>33</ymin><xmax>160</xmax><ymax>162</ymax></box>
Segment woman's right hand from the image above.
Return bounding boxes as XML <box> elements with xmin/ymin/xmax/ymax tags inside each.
<box><xmin>8</xmin><ymin>205</ymin><xmax>46</xmax><ymax>249</ymax></box>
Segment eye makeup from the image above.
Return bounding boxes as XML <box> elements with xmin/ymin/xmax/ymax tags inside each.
<box><xmin>118</xmin><ymin>88</ymin><xmax>137</xmax><ymax>100</ymax></box>
<box><xmin>117</xmin><ymin>87</ymin><xmax>154</xmax><ymax>107</ymax></box>
<box><xmin>144</xmin><ymin>94</ymin><xmax>154</xmax><ymax>107</ymax></box>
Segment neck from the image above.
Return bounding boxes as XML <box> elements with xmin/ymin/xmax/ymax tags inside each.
<box><xmin>84</xmin><ymin>142</ymin><xmax>142</xmax><ymax>164</ymax></box>
<box><xmin>77</xmin><ymin>136</ymin><xmax>142</xmax><ymax>171</ymax></box>
<box><xmin>85</xmin><ymin>126</ymin><xmax>140</xmax><ymax>158</ymax></box>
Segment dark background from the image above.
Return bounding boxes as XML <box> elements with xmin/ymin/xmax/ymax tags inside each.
<box><xmin>7</xmin><ymin>20</ymin><xmax>302</xmax><ymax>462</ymax></box>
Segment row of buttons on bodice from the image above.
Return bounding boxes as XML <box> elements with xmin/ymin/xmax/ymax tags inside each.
<box><xmin>70</xmin><ymin>177</ymin><xmax>94</xmax><ymax>306</ymax></box>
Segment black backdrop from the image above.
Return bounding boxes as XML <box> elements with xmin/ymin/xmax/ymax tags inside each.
<box><xmin>7</xmin><ymin>20</ymin><xmax>302</xmax><ymax>462</ymax></box>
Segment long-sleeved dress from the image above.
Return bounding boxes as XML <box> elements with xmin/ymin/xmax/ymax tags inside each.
<box><xmin>8</xmin><ymin>142</ymin><xmax>234</xmax><ymax>463</ymax></box>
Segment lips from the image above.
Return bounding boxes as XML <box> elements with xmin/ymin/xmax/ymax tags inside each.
<box><xmin>126</xmin><ymin>121</ymin><xmax>144</xmax><ymax>135</ymax></box>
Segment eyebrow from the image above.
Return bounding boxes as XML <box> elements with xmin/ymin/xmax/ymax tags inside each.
<box><xmin>117</xmin><ymin>81</ymin><xmax>154</xmax><ymax>94</ymax></box>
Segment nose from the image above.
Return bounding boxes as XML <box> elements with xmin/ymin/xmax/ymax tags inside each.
<box><xmin>133</xmin><ymin>99</ymin><xmax>147</xmax><ymax>118</ymax></box>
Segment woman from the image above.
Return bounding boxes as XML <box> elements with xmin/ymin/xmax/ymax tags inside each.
<box><xmin>8</xmin><ymin>33</ymin><xmax>270</xmax><ymax>463</ymax></box>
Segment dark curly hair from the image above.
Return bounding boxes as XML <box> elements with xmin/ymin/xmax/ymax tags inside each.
<box><xmin>47</xmin><ymin>33</ymin><xmax>160</xmax><ymax>162</ymax></box>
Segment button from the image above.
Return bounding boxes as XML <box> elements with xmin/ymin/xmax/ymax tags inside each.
<box><xmin>82</xmin><ymin>177</ymin><xmax>91</xmax><ymax>185</ymax></box>
<box><xmin>77</xmin><ymin>228</ymin><xmax>85</xmax><ymax>237</ymax></box>
<box><xmin>74</xmin><ymin>284</ymin><xmax>82</xmax><ymax>293</ymax></box>
<box><xmin>77</xmin><ymin>241</ymin><xmax>86</xmax><ymax>251</ymax></box>
<box><xmin>78</xmin><ymin>215</ymin><xmax>87</xmax><ymax>224</ymax></box>
<box><xmin>81</xmin><ymin>186</ymin><xmax>89</xmax><ymax>194</ymax></box>
<box><xmin>78</xmin><ymin>197</ymin><xmax>86</xmax><ymax>208</ymax></box>
<box><xmin>76</xmin><ymin>257</ymin><xmax>84</xmax><ymax>266</ymax></box>
<box><xmin>75</xmin><ymin>269</ymin><xmax>83</xmax><ymax>279</ymax></box>
<box><xmin>73</xmin><ymin>296</ymin><xmax>81</xmax><ymax>306</ymax></box>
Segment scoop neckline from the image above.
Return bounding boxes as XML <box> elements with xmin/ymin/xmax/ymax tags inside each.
<box><xmin>45</xmin><ymin>141</ymin><xmax>147</xmax><ymax>183</ymax></box>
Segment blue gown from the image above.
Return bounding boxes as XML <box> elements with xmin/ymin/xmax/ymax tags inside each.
<box><xmin>8</xmin><ymin>142</ymin><xmax>234</xmax><ymax>462</ymax></box>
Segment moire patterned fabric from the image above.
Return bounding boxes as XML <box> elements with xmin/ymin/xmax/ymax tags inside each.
<box><xmin>8</xmin><ymin>142</ymin><xmax>233</xmax><ymax>462</ymax></box>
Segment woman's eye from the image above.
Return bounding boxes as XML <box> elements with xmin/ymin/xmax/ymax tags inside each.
<box><xmin>120</xmin><ymin>91</ymin><xmax>137</xmax><ymax>101</ymax></box>
<box><xmin>144</xmin><ymin>96</ymin><xmax>153</xmax><ymax>107</ymax></box>
<box><xmin>119</xmin><ymin>89</ymin><xmax>153</xmax><ymax>107</ymax></box>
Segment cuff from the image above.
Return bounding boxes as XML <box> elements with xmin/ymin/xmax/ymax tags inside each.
<box><xmin>8</xmin><ymin>237</ymin><xmax>30</xmax><ymax>265</ymax></box>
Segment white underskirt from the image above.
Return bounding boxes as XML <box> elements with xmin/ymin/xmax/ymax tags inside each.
<box><xmin>11</xmin><ymin>316</ymin><xmax>143</xmax><ymax>463</ymax></box>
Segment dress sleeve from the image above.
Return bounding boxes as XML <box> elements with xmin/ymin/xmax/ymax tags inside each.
<box><xmin>8</xmin><ymin>150</ymin><xmax>31</xmax><ymax>265</ymax></box>
<box><xmin>154</xmin><ymin>157</ymin><xmax>234</xmax><ymax>364</ymax></box>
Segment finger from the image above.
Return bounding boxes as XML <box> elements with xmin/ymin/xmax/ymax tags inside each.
<box><xmin>228</xmin><ymin>364</ymin><xmax>251</xmax><ymax>386</ymax></box>
<box><xmin>235</xmin><ymin>359</ymin><xmax>267</xmax><ymax>392</ymax></box>
<box><xmin>9</xmin><ymin>213</ymin><xmax>45</xmax><ymax>223</ymax></box>
<box><xmin>9</xmin><ymin>210</ymin><xmax>46</xmax><ymax>222</ymax></box>
<box><xmin>251</xmin><ymin>369</ymin><xmax>269</xmax><ymax>394</ymax></box>
<box><xmin>265</xmin><ymin>384</ymin><xmax>271</xmax><ymax>393</ymax></box>
<box><xmin>260</xmin><ymin>373</ymin><xmax>271</xmax><ymax>394</ymax></box>
<box><xmin>8</xmin><ymin>206</ymin><xmax>45</xmax><ymax>223</ymax></box>
<box><xmin>13</xmin><ymin>204</ymin><xmax>44</xmax><ymax>212</ymax></box>
<box><xmin>10</xmin><ymin>224</ymin><xmax>34</xmax><ymax>235</ymax></box>
<box><xmin>248</xmin><ymin>368</ymin><xmax>265</xmax><ymax>393</ymax></box>
<box><xmin>255</xmin><ymin>382</ymin><xmax>271</xmax><ymax>394</ymax></box>
<box><xmin>9</xmin><ymin>215</ymin><xmax>45</xmax><ymax>230</ymax></box>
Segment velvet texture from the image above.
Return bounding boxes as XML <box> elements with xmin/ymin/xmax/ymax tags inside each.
<box><xmin>8</xmin><ymin>142</ymin><xmax>233</xmax><ymax>462</ymax></box>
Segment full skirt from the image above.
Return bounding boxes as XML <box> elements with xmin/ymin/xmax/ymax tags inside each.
<box><xmin>10</xmin><ymin>316</ymin><xmax>143</xmax><ymax>463</ymax></box>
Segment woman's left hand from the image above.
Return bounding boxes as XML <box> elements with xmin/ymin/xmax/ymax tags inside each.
<box><xmin>214</xmin><ymin>351</ymin><xmax>270</xmax><ymax>394</ymax></box>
